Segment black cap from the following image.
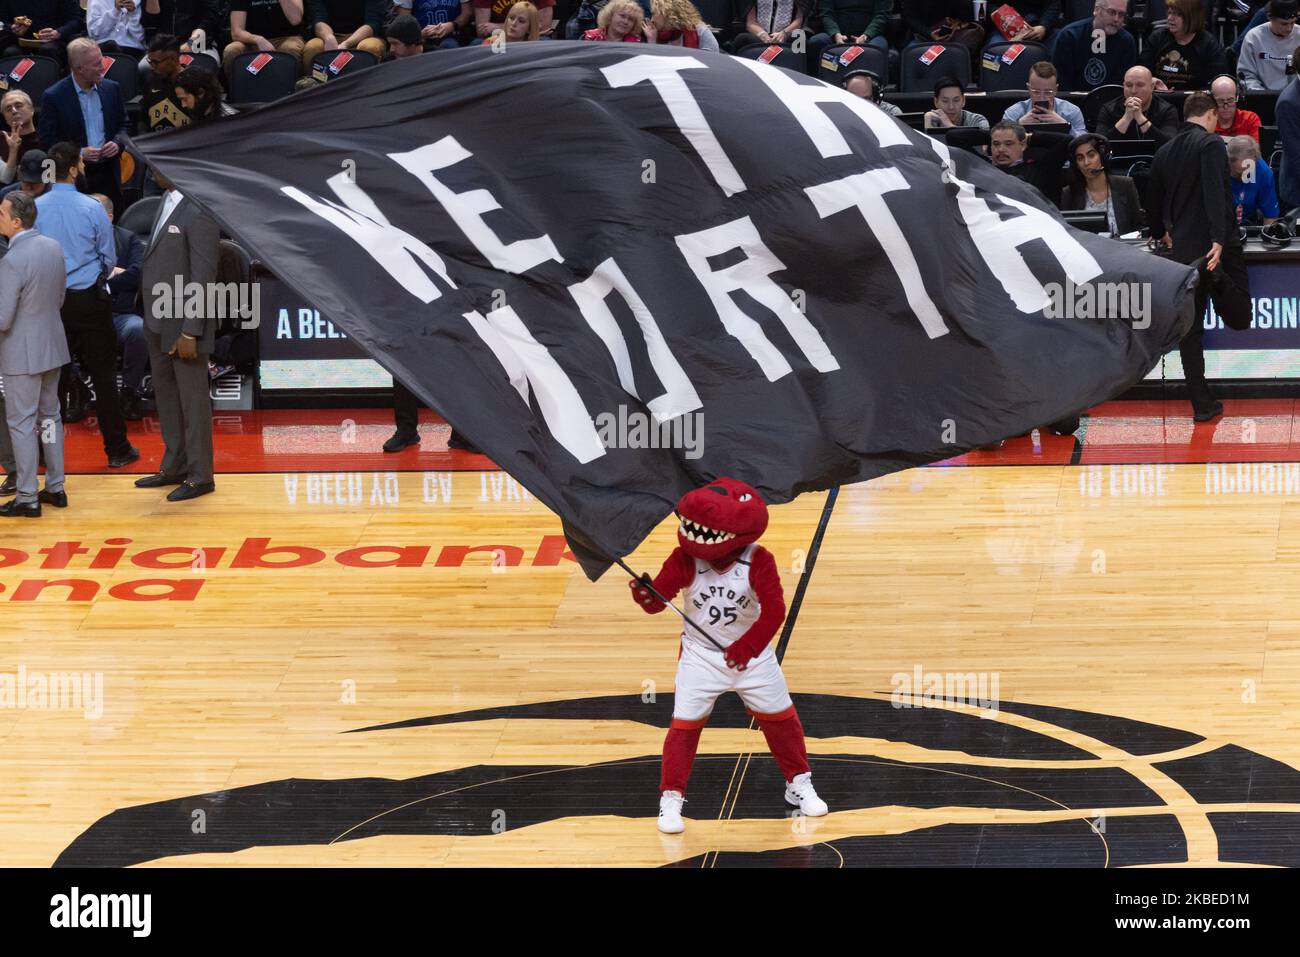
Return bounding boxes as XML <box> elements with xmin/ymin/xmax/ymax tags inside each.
<box><xmin>386</xmin><ymin>14</ymin><xmax>423</xmax><ymax>46</ymax></box>
<box><xmin>18</xmin><ymin>149</ymin><xmax>46</xmax><ymax>184</ymax></box>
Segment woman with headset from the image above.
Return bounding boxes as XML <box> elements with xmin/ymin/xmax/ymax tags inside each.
<box><xmin>1061</xmin><ymin>132</ymin><xmax>1145</xmax><ymax>235</ymax></box>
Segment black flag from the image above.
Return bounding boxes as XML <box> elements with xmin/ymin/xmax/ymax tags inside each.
<box><xmin>132</xmin><ymin>42</ymin><xmax>1196</xmax><ymax>578</ymax></box>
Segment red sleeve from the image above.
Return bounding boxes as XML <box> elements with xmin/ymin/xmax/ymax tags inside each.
<box><xmin>651</xmin><ymin>547</ymin><xmax>695</xmax><ymax>603</ymax></box>
<box><xmin>737</xmin><ymin>546</ymin><xmax>785</xmax><ymax>654</ymax></box>
<box><xmin>1245</xmin><ymin>112</ymin><xmax>1261</xmax><ymax>142</ymax></box>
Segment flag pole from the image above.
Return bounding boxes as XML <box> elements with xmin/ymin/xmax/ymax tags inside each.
<box><xmin>613</xmin><ymin>557</ymin><xmax>730</xmax><ymax>655</ymax></box>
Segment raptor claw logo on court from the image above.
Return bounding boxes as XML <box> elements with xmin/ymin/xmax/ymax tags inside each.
<box><xmin>56</xmin><ymin>693</ymin><xmax>1300</xmax><ymax>868</ymax></box>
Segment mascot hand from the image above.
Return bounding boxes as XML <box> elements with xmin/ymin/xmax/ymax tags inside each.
<box><xmin>629</xmin><ymin>576</ymin><xmax>666</xmax><ymax>614</ymax></box>
<box><xmin>724</xmin><ymin>640</ymin><xmax>759</xmax><ymax>671</ymax></box>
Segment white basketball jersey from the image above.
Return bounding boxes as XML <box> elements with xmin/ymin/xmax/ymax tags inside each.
<box><xmin>680</xmin><ymin>544</ymin><xmax>763</xmax><ymax>652</ymax></box>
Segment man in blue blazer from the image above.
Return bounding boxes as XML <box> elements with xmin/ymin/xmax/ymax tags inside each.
<box><xmin>38</xmin><ymin>37</ymin><xmax>129</xmax><ymax>218</ymax></box>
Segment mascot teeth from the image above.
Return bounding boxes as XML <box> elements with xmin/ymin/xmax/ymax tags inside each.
<box><xmin>678</xmin><ymin>517</ymin><xmax>738</xmax><ymax>545</ymax></box>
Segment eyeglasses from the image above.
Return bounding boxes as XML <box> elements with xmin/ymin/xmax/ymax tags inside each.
<box><xmin>1213</xmin><ymin>97</ymin><xmax>1238</xmax><ymax>106</ymax></box>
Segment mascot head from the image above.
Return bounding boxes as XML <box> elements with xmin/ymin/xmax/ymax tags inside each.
<box><xmin>674</xmin><ymin>477</ymin><xmax>768</xmax><ymax>561</ymax></box>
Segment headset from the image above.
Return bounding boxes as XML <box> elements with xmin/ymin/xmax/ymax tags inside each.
<box><xmin>1068</xmin><ymin>132</ymin><xmax>1112</xmax><ymax>171</ymax></box>
<box><xmin>842</xmin><ymin>67</ymin><xmax>885</xmax><ymax>104</ymax></box>
<box><xmin>1209</xmin><ymin>74</ymin><xmax>1246</xmax><ymax>110</ymax></box>
<box><xmin>1261</xmin><ymin>220</ymin><xmax>1294</xmax><ymax>247</ymax></box>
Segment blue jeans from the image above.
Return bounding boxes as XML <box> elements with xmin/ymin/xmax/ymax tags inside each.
<box><xmin>112</xmin><ymin>312</ymin><xmax>148</xmax><ymax>393</ymax></box>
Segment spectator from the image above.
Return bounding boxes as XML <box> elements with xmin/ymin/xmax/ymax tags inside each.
<box><xmin>644</xmin><ymin>0</ymin><xmax>718</xmax><ymax>50</ymax></box>
<box><xmin>901</xmin><ymin>0</ymin><xmax>985</xmax><ymax>57</ymax></box>
<box><xmin>1000</xmin><ymin>61</ymin><xmax>1087</xmax><ymax>135</ymax></box>
<box><xmin>384</xmin><ymin>14</ymin><xmax>427</xmax><ymax>55</ymax></box>
<box><xmin>38</xmin><ymin>38</ymin><xmax>129</xmax><ymax>218</ymax></box>
<box><xmin>87</xmin><ymin>0</ymin><xmax>147</xmax><ymax>57</ymax></box>
<box><xmin>0</xmin><ymin>190</ymin><xmax>69</xmax><ymax>518</ymax></box>
<box><xmin>1227</xmin><ymin>134</ymin><xmax>1281</xmax><ymax>225</ymax></box>
<box><xmin>1061</xmin><ymin>131</ymin><xmax>1144</xmax><ymax>232</ymax></box>
<box><xmin>805</xmin><ymin>0</ymin><xmax>890</xmax><ymax>77</ymax></box>
<box><xmin>583</xmin><ymin>0</ymin><xmax>644</xmax><ymax>40</ymax></box>
<box><xmin>1212</xmin><ymin>74</ymin><xmax>1261</xmax><ymax>141</ymax></box>
<box><xmin>302</xmin><ymin>0</ymin><xmax>387</xmax><ymax>71</ymax></box>
<box><xmin>142</xmin><ymin>0</ymin><xmax>224</xmax><ymax>55</ymax></box>
<box><xmin>474</xmin><ymin>0</ymin><xmax>553</xmax><ymax>38</ymax></box>
<box><xmin>0</xmin><ymin>91</ymin><xmax>42</xmax><ymax>186</ymax></box>
<box><xmin>732</xmin><ymin>0</ymin><xmax>808</xmax><ymax>50</ymax></box>
<box><xmin>392</xmin><ymin>0</ymin><xmax>472</xmax><ymax>48</ymax></box>
<box><xmin>985</xmin><ymin>0</ymin><xmax>1060</xmax><ymax>49</ymax></box>
<box><xmin>1278</xmin><ymin>47</ymin><xmax>1300</xmax><ymax>210</ymax></box>
<box><xmin>0</xmin><ymin>148</ymin><xmax>52</xmax><ymax>202</ymax></box>
<box><xmin>844</xmin><ymin>67</ymin><xmax>900</xmax><ymax>114</ymax></box>
<box><xmin>1139</xmin><ymin>0</ymin><xmax>1227</xmax><ymax>89</ymax></box>
<box><xmin>35</xmin><ymin>141</ymin><xmax>138</xmax><ymax>466</ymax></box>
<box><xmin>1238</xmin><ymin>0</ymin><xmax>1299</xmax><ymax>91</ymax></box>
<box><xmin>222</xmin><ymin>0</ymin><xmax>307</xmax><ymax>76</ymax></box>
<box><xmin>91</xmin><ymin>191</ymin><xmax>147</xmax><ymax>420</ymax></box>
<box><xmin>925</xmin><ymin>76</ymin><xmax>990</xmax><ymax>130</ymax></box>
<box><xmin>142</xmin><ymin>34</ymin><xmax>192</xmax><ymax>131</ymax></box>
<box><xmin>1231</xmin><ymin>1</ymin><xmax>1269</xmax><ymax>57</ymax></box>
<box><xmin>477</xmin><ymin>0</ymin><xmax>539</xmax><ymax>40</ymax></box>
<box><xmin>1051</xmin><ymin>0</ymin><xmax>1136</xmax><ymax>91</ymax></box>
<box><xmin>988</xmin><ymin>119</ymin><xmax>1073</xmax><ymax>203</ymax></box>
<box><xmin>175</xmin><ymin>64</ymin><xmax>238</xmax><ymax>123</ymax></box>
<box><xmin>1096</xmin><ymin>65</ymin><xmax>1180</xmax><ymax>145</ymax></box>
<box><xmin>0</xmin><ymin>0</ymin><xmax>83</xmax><ymax>64</ymax></box>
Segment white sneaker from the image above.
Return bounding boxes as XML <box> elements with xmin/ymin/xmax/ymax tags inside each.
<box><xmin>658</xmin><ymin>790</ymin><xmax>685</xmax><ymax>833</ymax></box>
<box><xmin>784</xmin><ymin>772</ymin><xmax>828</xmax><ymax>816</ymax></box>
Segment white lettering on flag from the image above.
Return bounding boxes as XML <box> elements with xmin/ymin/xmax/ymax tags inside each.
<box><xmin>282</xmin><ymin>172</ymin><xmax>455</xmax><ymax>303</ymax></box>
<box><xmin>804</xmin><ymin>168</ymin><xmax>949</xmax><ymax>339</ymax></box>
<box><xmin>567</xmin><ymin>258</ymin><xmax>703</xmax><ymax>423</ymax></box>
<box><xmin>675</xmin><ymin>216</ymin><xmax>841</xmax><ymax>380</ymax></box>
<box><xmin>730</xmin><ymin>57</ymin><xmax>910</xmax><ymax>155</ymax></box>
<box><xmin>463</xmin><ymin>306</ymin><xmax>606</xmax><ymax>464</ymax></box>
<box><xmin>601</xmin><ymin>55</ymin><xmax>747</xmax><ymax>197</ymax></box>
<box><xmin>389</xmin><ymin>136</ymin><xmax>563</xmax><ymax>274</ymax></box>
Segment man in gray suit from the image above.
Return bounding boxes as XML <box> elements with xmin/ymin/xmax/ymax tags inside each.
<box><xmin>0</xmin><ymin>192</ymin><xmax>71</xmax><ymax>517</ymax></box>
<box><xmin>135</xmin><ymin>169</ymin><xmax>220</xmax><ymax>501</ymax></box>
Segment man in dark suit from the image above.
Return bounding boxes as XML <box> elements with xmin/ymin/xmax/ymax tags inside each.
<box><xmin>1146</xmin><ymin>91</ymin><xmax>1251</xmax><ymax>423</ymax></box>
<box><xmin>135</xmin><ymin>169</ymin><xmax>219</xmax><ymax>501</ymax></box>
<box><xmin>38</xmin><ymin>38</ymin><xmax>129</xmax><ymax>219</ymax></box>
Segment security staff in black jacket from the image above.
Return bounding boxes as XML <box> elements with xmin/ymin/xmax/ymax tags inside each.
<box><xmin>1146</xmin><ymin>91</ymin><xmax>1251</xmax><ymax>423</ymax></box>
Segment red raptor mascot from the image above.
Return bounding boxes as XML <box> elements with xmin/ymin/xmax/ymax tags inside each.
<box><xmin>630</xmin><ymin>477</ymin><xmax>828</xmax><ymax>833</ymax></box>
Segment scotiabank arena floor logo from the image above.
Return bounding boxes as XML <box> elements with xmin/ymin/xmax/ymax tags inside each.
<box><xmin>57</xmin><ymin>693</ymin><xmax>1300</xmax><ymax>867</ymax></box>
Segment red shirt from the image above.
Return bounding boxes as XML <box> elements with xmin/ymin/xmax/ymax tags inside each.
<box><xmin>582</xmin><ymin>28</ymin><xmax>642</xmax><ymax>41</ymax></box>
<box><xmin>1216</xmin><ymin>108</ymin><xmax>1261</xmax><ymax>141</ymax></box>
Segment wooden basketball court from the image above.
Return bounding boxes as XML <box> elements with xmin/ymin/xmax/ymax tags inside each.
<box><xmin>4</xmin><ymin>401</ymin><xmax>1300</xmax><ymax>867</ymax></box>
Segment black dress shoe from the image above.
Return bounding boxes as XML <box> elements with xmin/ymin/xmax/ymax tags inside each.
<box><xmin>107</xmin><ymin>446</ymin><xmax>141</xmax><ymax>468</ymax></box>
<box><xmin>447</xmin><ymin>429</ymin><xmax>482</xmax><ymax>454</ymax></box>
<box><xmin>382</xmin><ymin>431</ymin><xmax>420</xmax><ymax>453</ymax></box>
<box><xmin>0</xmin><ymin>499</ymin><xmax>40</xmax><ymax>518</ymax></box>
<box><xmin>134</xmin><ymin>471</ymin><xmax>186</xmax><ymax>488</ymax></box>
<box><xmin>1193</xmin><ymin>400</ymin><xmax>1224</xmax><ymax>423</ymax></box>
<box><xmin>38</xmin><ymin>488</ymin><xmax>67</xmax><ymax>508</ymax></box>
<box><xmin>166</xmin><ymin>480</ymin><xmax>215</xmax><ymax>502</ymax></box>
<box><xmin>120</xmin><ymin>388</ymin><xmax>144</xmax><ymax>422</ymax></box>
<box><xmin>0</xmin><ymin>473</ymin><xmax>15</xmax><ymax>496</ymax></box>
